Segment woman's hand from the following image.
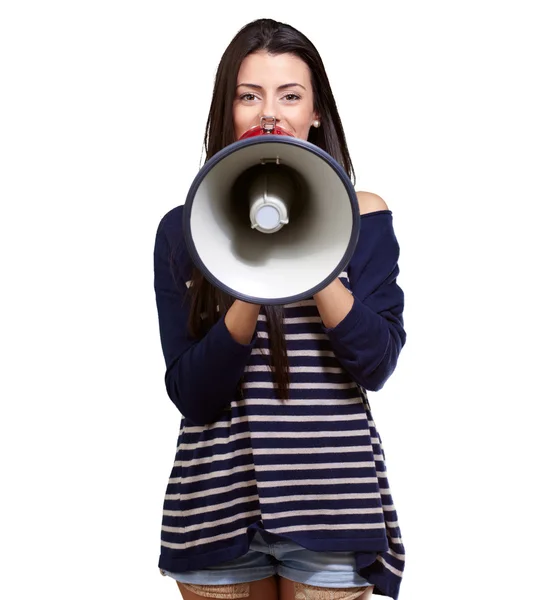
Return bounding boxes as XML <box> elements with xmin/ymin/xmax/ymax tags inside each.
<box><xmin>224</xmin><ymin>300</ymin><xmax>261</xmax><ymax>345</ymax></box>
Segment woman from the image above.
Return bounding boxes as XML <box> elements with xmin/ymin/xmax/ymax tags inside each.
<box><xmin>153</xmin><ymin>18</ymin><xmax>406</xmax><ymax>600</ymax></box>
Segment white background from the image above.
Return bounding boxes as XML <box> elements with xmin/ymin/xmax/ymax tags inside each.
<box><xmin>1</xmin><ymin>1</ymin><xmax>544</xmax><ymax>599</ymax></box>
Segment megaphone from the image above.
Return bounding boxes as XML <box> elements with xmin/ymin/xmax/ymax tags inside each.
<box><xmin>183</xmin><ymin>117</ymin><xmax>360</xmax><ymax>305</ymax></box>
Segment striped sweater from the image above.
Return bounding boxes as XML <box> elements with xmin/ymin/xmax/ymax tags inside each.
<box><xmin>153</xmin><ymin>204</ymin><xmax>406</xmax><ymax>599</ymax></box>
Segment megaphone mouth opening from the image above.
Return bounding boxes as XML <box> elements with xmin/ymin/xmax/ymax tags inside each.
<box><xmin>184</xmin><ymin>136</ymin><xmax>360</xmax><ymax>305</ymax></box>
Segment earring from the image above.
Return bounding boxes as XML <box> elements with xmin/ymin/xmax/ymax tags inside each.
<box><xmin>313</xmin><ymin>119</ymin><xmax>321</xmax><ymax>128</ymax></box>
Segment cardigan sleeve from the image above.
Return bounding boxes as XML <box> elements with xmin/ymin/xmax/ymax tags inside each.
<box><xmin>323</xmin><ymin>210</ymin><xmax>406</xmax><ymax>391</ymax></box>
<box><xmin>153</xmin><ymin>206</ymin><xmax>257</xmax><ymax>425</ymax></box>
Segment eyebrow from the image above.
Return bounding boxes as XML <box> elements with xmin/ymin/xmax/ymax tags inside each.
<box><xmin>236</xmin><ymin>83</ymin><xmax>307</xmax><ymax>91</ymax></box>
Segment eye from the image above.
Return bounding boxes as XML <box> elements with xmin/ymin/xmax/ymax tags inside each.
<box><xmin>239</xmin><ymin>93</ymin><xmax>257</xmax><ymax>101</ymax></box>
<box><xmin>283</xmin><ymin>94</ymin><xmax>301</xmax><ymax>102</ymax></box>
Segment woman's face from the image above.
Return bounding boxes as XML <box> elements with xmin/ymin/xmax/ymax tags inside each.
<box><xmin>233</xmin><ymin>50</ymin><xmax>319</xmax><ymax>141</ymax></box>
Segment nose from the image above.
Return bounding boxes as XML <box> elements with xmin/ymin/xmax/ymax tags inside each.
<box><xmin>262</xmin><ymin>94</ymin><xmax>277</xmax><ymax>116</ymax></box>
<box><xmin>261</xmin><ymin>96</ymin><xmax>282</xmax><ymax>125</ymax></box>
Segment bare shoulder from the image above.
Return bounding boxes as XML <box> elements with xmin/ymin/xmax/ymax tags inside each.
<box><xmin>356</xmin><ymin>191</ymin><xmax>389</xmax><ymax>215</ymax></box>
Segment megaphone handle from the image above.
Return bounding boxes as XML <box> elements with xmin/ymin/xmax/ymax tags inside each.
<box><xmin>260</xmin><ymin>115</ymin><xmax>277</xmax><ymax>132</ymax></box>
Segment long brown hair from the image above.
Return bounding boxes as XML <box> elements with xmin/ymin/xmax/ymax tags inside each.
<box><xmin>184</xmin><ymin>18</ymin><xmax>355</xmax><ymax>401</ymax></box>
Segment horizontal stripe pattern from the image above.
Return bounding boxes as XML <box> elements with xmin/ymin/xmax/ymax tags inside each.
<box><xmin>160</xmin><ymin>271</ymin><xmax>404</xmax><ymax>597</ymax></box>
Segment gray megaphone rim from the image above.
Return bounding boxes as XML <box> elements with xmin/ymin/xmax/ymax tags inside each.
<box><xmin>183</xmin><ymin>135</ymin><xmax>360</xmax><ymax>305</ymax></box>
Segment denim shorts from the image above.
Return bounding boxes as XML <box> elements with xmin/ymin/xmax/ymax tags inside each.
<box><xmin>160</xmin><ymin>530</ymin><xmax>372</xmax><ymax>588</ymax></box>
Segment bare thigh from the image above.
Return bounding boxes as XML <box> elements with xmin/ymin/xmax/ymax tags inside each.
<box><xmin>278</xmin><ymin>577</ymin><xmax>374</xmax><ymax>600</ymax></box>
<box><xmin>176</xmin><ymin>574</ymin><xmax>279</xmax><ymax>600</ymax></box>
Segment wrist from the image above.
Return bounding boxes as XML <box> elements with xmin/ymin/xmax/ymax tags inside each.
<box><xmin>225</xmin><ymin>300</ymin><xmax>261</xmax><ymax>344</ymax></box>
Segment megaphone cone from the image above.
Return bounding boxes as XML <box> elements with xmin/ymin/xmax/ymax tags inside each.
<box><xmin>183</xmin><ymin>135</ymin><xmax>360</xmax><ymax>305</ymax></box>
